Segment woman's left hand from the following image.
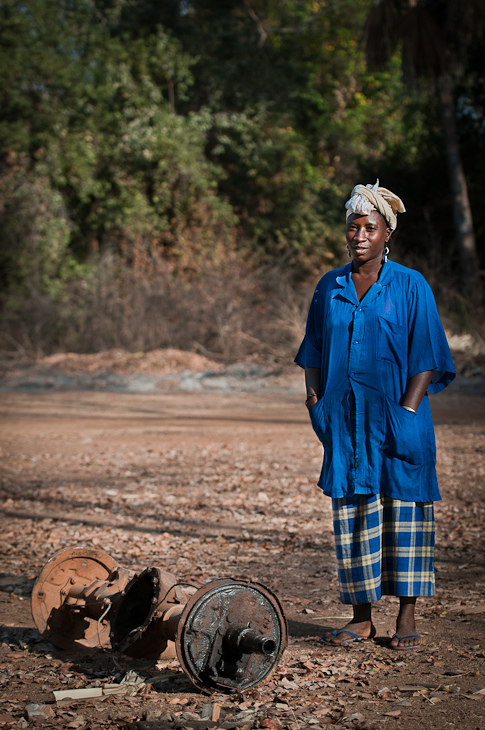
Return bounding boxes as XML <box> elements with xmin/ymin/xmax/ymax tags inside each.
<box><xmin>305</xmin><ymin>393</ymin><xmax>319</xmax><ymax>411</ymax></box>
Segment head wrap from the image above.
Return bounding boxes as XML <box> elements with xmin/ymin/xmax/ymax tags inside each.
<box><xmin>345</xmin><ymin>180</ymin><xmax>405</xmax><ymax>231</ymax></box>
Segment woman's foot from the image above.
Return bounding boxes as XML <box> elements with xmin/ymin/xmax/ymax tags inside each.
<box><xmin>321</xmin><ymin>620</ymin><xmax>376</xmax><ymax>646</ymax></box>
<box><xmin>390</xmin><ymin>598</ymin><xmax>421</xmax><ymax>649</ymax></box>
<box><xmin>390</xmin><ymin>632</ymin><xmax>421</xmax><ymax>649</ymax></box>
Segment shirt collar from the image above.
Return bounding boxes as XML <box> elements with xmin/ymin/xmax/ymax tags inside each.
<box><xmin>334</xmin><ymin>260</ymin><xmax>395</xmax><ymax>305</ymax></box>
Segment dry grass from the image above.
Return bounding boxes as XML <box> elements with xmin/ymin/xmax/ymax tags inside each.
<box><xmin>0</xmin><ymin>251</ymin><xmax>314</xmax><ymax>363</ymax></box>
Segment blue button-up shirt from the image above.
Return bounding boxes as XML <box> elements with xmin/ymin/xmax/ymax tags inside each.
<box><xmin>295</xmin><ymin>260</ymin><xmax>455</xmax><ymax>502</ymax></box>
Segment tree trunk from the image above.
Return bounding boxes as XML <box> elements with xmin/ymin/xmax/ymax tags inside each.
<box><xmin>438</xmin><ymin>73</ymin><xmax>482</xmax><ymax>305</ymax></box>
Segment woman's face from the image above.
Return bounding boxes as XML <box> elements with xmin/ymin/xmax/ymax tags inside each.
<box><xmin>346</xmin><ymin>211</ymin><xmax>391</xmax><ymax>265</ymax></box>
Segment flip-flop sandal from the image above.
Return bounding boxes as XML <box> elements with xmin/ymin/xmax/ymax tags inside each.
<box><xmin>320</xmin><ymin>624</ymin><xmax>376</xmax><ymax>646</ymax></box>
<box><xmin>390</xmin><ymin>633</ymin><xmax>422</xmax><ymax>649</ymax></box>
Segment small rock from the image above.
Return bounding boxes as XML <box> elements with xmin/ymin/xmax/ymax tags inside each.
<box><xmin>25</xmin><ymin>703</ymin><xmax>55</xmax><ymax>720</ymax></box>
<box><xmin>144</xmin><ymin>708</ymin><xmax>163</xmax><ymax>721</ymax></box>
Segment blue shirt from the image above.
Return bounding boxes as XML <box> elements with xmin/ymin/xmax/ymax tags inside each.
<box><xmin>295</xmin><ymin>260</ymin><xmax>455</xmax><ymax>502</ymax></box>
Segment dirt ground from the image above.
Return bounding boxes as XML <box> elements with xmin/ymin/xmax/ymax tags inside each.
<box><xmin>0</xmin><ymin>355</ymin><xmax>484</xmax><ymax>729</ymax></box>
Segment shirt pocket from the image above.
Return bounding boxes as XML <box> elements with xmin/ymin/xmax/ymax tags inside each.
<box><xmin>376</xmin><ymin>316</ymin><xmax>407</xmax><ymax>370</ymax></box>
<box><xmin>381</xmin><ymin>395</ymin><xmax>423</xmax><ymax>465</ymax></box>
<box><xmin>309</xmin><ymin>397</ymin><xmax>328</xmax><ymax>445</ymax></box>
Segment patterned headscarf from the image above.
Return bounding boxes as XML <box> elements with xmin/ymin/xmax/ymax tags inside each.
<box><xmin>345</xmin><ymin>180</ymin><xmax>406</xmax><ymax>231</ymax></box>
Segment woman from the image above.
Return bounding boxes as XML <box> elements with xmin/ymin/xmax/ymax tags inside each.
<box><xmin>295</xmin><ymin>181</ymin><xmax>455</xmax><ymax>649</ymax></box>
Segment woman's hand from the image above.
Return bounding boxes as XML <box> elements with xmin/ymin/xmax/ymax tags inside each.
<box><xmin>305</xmin><ymin>391</ymin><xmax>319</xmax><ymax>411</ymax></box>
<box><xmin>304</xmin><ymin>367</ymin><xmax>321</xmax><ymax>410</ymax></box>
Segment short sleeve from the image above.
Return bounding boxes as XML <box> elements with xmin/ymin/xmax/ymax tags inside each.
<box><xmin>407</xmin><ymin>276</ymin><xmax>455</xmax><ymax>393</ymax></box>
<box><xmin>294</xmin><ymin>285</ymin><xmax>324</xmax><ymax>369</ymax></box>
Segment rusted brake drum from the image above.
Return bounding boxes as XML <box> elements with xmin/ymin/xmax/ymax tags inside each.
<box><xmin>32</xmin><ymin>547</ymin><xmax>287</xmax><ymax>693</ymax></box>
<box><xmin>176</xmin><ymin>578</ymin><xmax>286</xmax><ymax>693</ymax></box>
<box><xmin>110</xmin><ymin>572</ymin><xmax>287</xmax><ymax>692</ymax></box>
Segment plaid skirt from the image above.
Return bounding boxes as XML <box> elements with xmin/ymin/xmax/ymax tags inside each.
<box><xmin>332</xmin><ymin>494</ymin><xmax>435</xmax><ymax>604</ymax></box>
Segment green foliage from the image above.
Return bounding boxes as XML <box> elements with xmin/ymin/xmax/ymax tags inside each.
<box><xmin>0</xmin><ymin>162</ymin><xmax>87</xmax><ymax>296</ymax></box>
<box><xmin>0</xmin><ymin>0</ymin><xmax>482</xmax><ymax>355</ymax></box>
<box><xmin>208</xmin><ymin>108</ymin><xmax>343</xmax><ymax>265</ymax></box>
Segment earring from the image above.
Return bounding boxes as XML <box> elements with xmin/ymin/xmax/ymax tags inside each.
<box><xmin>383</xmin><ymin>246</ymin><xmax>389</xmax><ymax>263</ymax></box>
<box><xmin>346</xmin><ymin>245</ymin><xmax>351</xmax><ymax>258</ymax></box>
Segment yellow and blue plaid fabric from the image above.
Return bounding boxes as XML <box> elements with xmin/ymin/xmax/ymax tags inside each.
<box><xmin>332</xmin><ymin>494</ymin><xmax>435</xmax><ymax>604</ymax></box>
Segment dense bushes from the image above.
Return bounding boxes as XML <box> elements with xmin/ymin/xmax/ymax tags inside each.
<box><xmin>0</xmin><ymin>0</ymin><xmax>483</xmax><ymax>358</ymax></box>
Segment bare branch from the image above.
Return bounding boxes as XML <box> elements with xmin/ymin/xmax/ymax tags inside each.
<box><xmin>244</xmin><ymin>1</ymin><xmax>267</xmax><ymax>47</ymax></box>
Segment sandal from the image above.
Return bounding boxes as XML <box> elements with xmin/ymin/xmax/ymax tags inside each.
<box><xmin>390</xmin><ymin>632</ymin><xmax>421</xmax><ymax>649</ymax></box>
<box><xmin>320</xmin><ymin>624</ymin><xmax>376</xmax><ymax>646</ymax></box>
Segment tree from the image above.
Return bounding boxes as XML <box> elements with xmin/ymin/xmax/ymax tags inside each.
<box><xmin>154</xmin><ymin>0</ymin><xmax>417</xmax><ymax>265</ymax></box>
<box><xmin>364</xmin><ymin>0</ymin><xmax>484</xmax><ymax>304</ymax></box>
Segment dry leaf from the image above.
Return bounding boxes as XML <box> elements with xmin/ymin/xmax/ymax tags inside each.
<box><xmin>0</xmin><ymin>715</ymin><xmax>16</xmax><ymax>724</ymax></box>
<box><xmin>461</xmin><ymin>604</ymin><xmax>485</xmax><ymax>615</ymax></box>
<box><xmin>201</xmin><ymin>704</ymin><xmax>222</xmax><ymax>722</ymax></box>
